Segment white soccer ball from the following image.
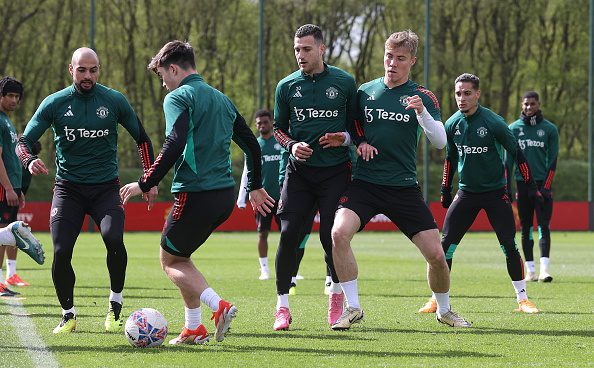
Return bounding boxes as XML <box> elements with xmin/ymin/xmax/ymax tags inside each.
<box><xmin>125</xmin><ymin>308</ymin><xmax>168</xmax><ymax>348</ymax></box>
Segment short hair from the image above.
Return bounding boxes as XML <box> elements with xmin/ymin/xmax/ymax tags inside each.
<box><xmin>385</xmin><ymin>30</ymin><xmax>419</xmax><ymax>56</ymax></box>
<box><xmin>148</xmin><ymin>40</ymin><xmax>196</xmax><ymax>73</ymax></box>
<box><xmin>455</xmin><ymin>73</ymin><xmax>480</xmax><ymax>90</ymax></box>
<box><xmin>254</xmin><ymin>109</ymin><xmax>272</xmax><ymax>120</ymax></box>
<box><xmin>295</xmin><ymin>24</ymin><xmax>323</xmax><ymax>43</ymax></box>
<box><xmin>522</xmin><ymin>91</ymin><xmax>540</xmax><ymax>101</ymax></box>
<box><xmin>0</xmin><ymin>76</ymin><xmax>23</xmax><ymax>98</ymax></box>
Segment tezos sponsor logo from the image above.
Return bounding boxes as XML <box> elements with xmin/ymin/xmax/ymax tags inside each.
<box><xmin>293</xmin><ymin>107</ymin><xmax>338</xmax><ymax>121</ymax></box>
<box><xmin>364</xmin><ymin>107</ymin><xmax>410</xmax><ymax>123</ymax></box>
<box><xmin>64</xmin><ymin>125</ymin><xmax>110</xmax><ymax>141</ymax></box>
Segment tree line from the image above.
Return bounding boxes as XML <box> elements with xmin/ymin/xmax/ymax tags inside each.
<box><xmin>0</xmin><ymin>0</ymin><xmax>588</xmax><ymax>176</ymax></box>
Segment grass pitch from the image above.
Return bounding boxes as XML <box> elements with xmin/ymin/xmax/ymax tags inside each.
<box><xmin>1</xmin><ymin>231</ymin><xmax>593</xmax><ymax>367</ymax></box>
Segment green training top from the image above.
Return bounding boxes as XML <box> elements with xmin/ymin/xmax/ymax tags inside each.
<box><xmin>274</xmin><ymin>63</ymin><xmax>357</xmax><ymax>167</ymax></box>
<box><xmin>258</xmin><ymin>135</ymin><xmax>281</xmax><ymax>200</ymax></box>
<box><xmin>354</xmin><ymin>78</ymin><xmax>441</xmax><ymax>187</ymax></box>
<box><xmin>507</xmin><ymin>118</ymin><xmax>559</xmax><ymax>182</ymax></box>
<box><xmin>164</xmin><ymin>74</ymin><xmax>239</xmax><ymax>193</ymax></box>
<box><xmin>0</xmin><ymin>112</ymin><xmax>22</xmax><ymax>189</ymax></box>
<box><xmin>22</xmin><ymin>83</ymin><xmax>150</xmax><ymax>184</ymax></box>
<box><xmin>445</xmin><ymin>104</ymin><xmax>518</xmax><ymax>193</ymax></box>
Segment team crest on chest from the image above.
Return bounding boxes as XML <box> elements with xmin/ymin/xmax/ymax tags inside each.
<box><xmin>537</xmin><ymin>129</ymin><xmax>545</xmax><ymax>137</ymax></box>
<box><xmin>326</xmin><ymin>87</ymin><xmax>338</xmax><ymax>99</ymax></box>
<box><xmin>96</xmin><ymin>106</ymin><xmax>109</xmax><ymax>119</ymax></box>
<box><xmin>477</xmin><ymin>127</ymin><xmax>488</xmax><ymax>138</ymax></box>
<box><xmin>399</xmin><ymin>95</ymin><xmax>410</xmax><ymax>107</ymax></box>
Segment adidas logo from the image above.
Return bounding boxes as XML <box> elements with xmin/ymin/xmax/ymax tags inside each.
<box><xmin>455</xmin><ymin>129</ymin><xmax>461</xmax><ymax>135</ymax></box>
<box><xmin>367</xmin><ymin>95</ymin><xmax>374</xmax><ymax>100</ymax></box>
<box><xmin>293</xmin><ymin>90</ymin><xmax>302</xmax><ymax>98</ymax></box>
<box><xmin>64</xmin><ymin>105</ymin><xmax>74</xmax><ymax>117</ymax></box>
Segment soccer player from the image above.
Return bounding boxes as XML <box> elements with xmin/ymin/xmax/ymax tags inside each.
<box><xmin>17</xmin><ymin>48</ymin><xmax>157</xmax><ymax>333</ymax></box>
<box><xmin>330</xmin><ymin>30</ymin><xmax>470</xmax><ymax>330</ymax></box>
<box><xmin>237</xmin><ymin>109</ymin><xmax>281</xmax><ymax>281</ymax></box>
<box><xmin>120</xmin><ymin>40</ymin><xmax>273</xmax><ymax>345</ymax></box>
<box><xmin>272</xmin><ymin>24</ymin><xmax>356</xmax><ymax>331</ymax></box>
<box><xmin>430</xmin><ymin>73</ymin><xmax>541</xmax><ymax>315</ymax></box>
<box><xmin>507</xmin><ymin>92</ymin><xmax>559</xmax><ymax>283</ymax></box>
<box><xmin>0</xmin><ymin>77</ymin><xmax>45</xmax><ymax>297</ymax></box>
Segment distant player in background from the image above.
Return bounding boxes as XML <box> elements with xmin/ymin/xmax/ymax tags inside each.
<box><xmin>121</xmin><ymin>40</ymin><xmax>273</xmax><ymax>345</ymax></box>
<box><xmin>436</xmin><ymin>73</ymin><xmax>541</xmax><ymax>315</ymax></box>
<box><xmin>0</xmin><ymin>76</ymin><xmax>45</xmax><ymax>297</ymax></box>
<box><xmin>237</xmin><ymin>109</ymin><xmax>282</xmax><ymax>281</ymax></box>
<box><xmin>507</xmin><ymin>91</ymin><xmax>559</xmax><ymax>282</ymax></box>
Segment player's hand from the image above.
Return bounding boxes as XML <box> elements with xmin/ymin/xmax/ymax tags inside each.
<box><xmin>540</xmin><ymin>188</ymin><xmax>552</xmax><ymax>200</ymax></box>
<box><xmin>356</xmin><ymin>142</ymin><xmax>378</xmax><ymax>161</ymax></box>
<box><xmin>440</xmin><ymin>187</ymin><xmax>453</xmax><ymax>208</ymax></box>
<box><xmin>19</xmin><ymin>192</ymin><xmax>25</xmax><ymax>209</ymax></box>
<box><xmin>291</xmin><ymin>142</ymin><xmax>313</xmax><ymax>161</ymax></box>
<box><xmin>143</xmin><ymin>186</ymin><xmax>158</xmax><ymax>211</ymax></box>
<box><xmin>28</xmin><ymin>158</ymin><xmax>49</xmax><ymax>176</ymax></box>
<box><xmin>120</xmin><ymin>182</ymin><xmax>143</xmax><ymax>205</ymax></box>
<box><xmin>249</xmin><ymin>188</ymin><xmax>275</xmax><ymax>216</ymax></box>
<box><xmin>6</xmin><ymin>188</ymin><xmax>19</xmax><ymax>207</ymax></box>
<box><xmin>319</xmin><ymin>132</ymin><xmax>346</xmax><ymax>148</ymax></box>
<box><xmin>405</xmin><ymin>95</ymin><xmax>425</xmax><ymax>114</ymax></box>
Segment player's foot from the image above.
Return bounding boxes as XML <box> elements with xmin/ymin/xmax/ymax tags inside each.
<box><xmin>5</xmin><ymin>274</ymin><xmax>30</xmax><ymax>286</ymax></box>
<box><xmin>331</xmin><ymin>305</ymin><xmax>364</xmax><ymax>330</ymax></box>
<box><xmin>273</xmin><ymin>307</ymin><xmax>292</xmax><ymax>331</ymax></box>
<box><xmin>525</xmin><ymin>271</ymin><xmax>538</xmax><ymax>282</ymax></box>
<box><xmin>437</xmin><ymin>309</ymin><xmax>472</xmax><ymax>327</ymax></box>
<box><xmin>324</xmin><ymin>281</ymin><xmax>331</xmax><ymax>295</ymax></box>
<box><xmin>418</xmin><ymin>297</ymin><xmax>437</xmax><ymax>313</ymax></box>
<box><xmin>0</xmin><ymin>282</ymin><xmax>20</xmax><ymax>297</ymax></box>
<box><xmin>328</xmin><ymin>292</ymin><xmax>345</xmax><ymax>325</ymax></box>
<box><xmin>258</xmin><ymin>269</ymin><xmax>269</xmax><ymax>280</ymax></box>
<box><xmin>516</xmin><ymin>299</ymin><xmax>539</xmax><ymax>314</ymax></box>
<box><xmin>296</xmin><ymin>274</ymin><xmax>304</xmax><ymax>280</ymax></box>
<box><xmin>169</xmin><ymin>325</ymin><xmax>209</xmax><ymax>345</ymax></box>
<box><xmin>288</xmin><ymin>283</ymin><xmax>297</xmax><ymax>296</ymax></box>
<box><xmin>211</xmin><ymin>300</ymin><xmax>237</xmax><ymax>342</ymax></box>
<box><xmin>53</xmin><ymin>313</ymin><xmax>76</xmax><ymax>334</ymax></box>
<box><xmin>10</xmin><ymin>221</ymin><xmax>45</xmax><ymax>265</ymax></box>
<box><xmin>538</xmin><ymin>271</ymin><xmax>553</xmax><ymax>283</ymax></box>
<box><xmin>105</xmin><ymin>301</ymin><xmax>124</xmax><ymax>332</ymax></box>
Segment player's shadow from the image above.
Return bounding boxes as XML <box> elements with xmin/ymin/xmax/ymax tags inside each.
<box><xmin>233</xmin><ymin>331</ymin><xmax>376</xmax><ymax>341</ymax></box>
<box><xmin>74</xmin><ymin>285</ymin><xmax>177</xmax><ymax>291</ymax></box>
<box><xmin>368</xmin><ymin>326</ymin><xmax>594</xmax><ymax>338</ymax></box>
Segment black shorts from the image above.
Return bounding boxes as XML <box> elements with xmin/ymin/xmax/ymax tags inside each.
<box><xmin>161</xmin><ymin>187</ymin><xmax>234</xmax><ymax>258</ymax></box>
<box><xmin>50</xmin><ymin>179</ymin><xmax>123</xmax><ymax>227</ymax></box>
<box><xmin>0</xmin><ymin>187</ymin><xmax>22</xmax><ymax>224</ymax></box>
<box><xmin>256</xmin><ymin>203</ymin><xmax>280</xmax><ymax>232</ymax></box>
<box><xmin>338</xmin><ymin>179</ymin><xmax>437</xmax><ymax>239</ymax></box>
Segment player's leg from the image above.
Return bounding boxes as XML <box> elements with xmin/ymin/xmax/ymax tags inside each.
<box><xmin>274</xmin><ymin>164</ymin><xmax>316</xmax><ymax>330</ymax></box>
<box><xmin>485</xmin><ymin>188</ymin><xmax>538</xmax><ymax>313</ymax></box>
<box><xmin>162</xmin><ymin>188</ymin><xmax>236</xmax><ymax>344</ymax></box>
<box><xmin>50</xmin><ymin>181</ymin><xmax>86</xmax><ymax>333</ymax></box>
<box><xmin>516</xmin><ymin>181</ymin><xmax>537</xmax><ymax>280</ymax></box>
<box><xmin>89</xmin><ymin>181</ymin><xmax>127</xmax><ymax>332</ymax></box>
<box><xmin>535</xmin><ymin>188</ymin><xmax>553</xmax><ymax>282</ymax></box>
<box><xmin>0</xmin><ymin>194</ymin><xmax>21</xmax><ymax>294</ymax></box>
<box><xmin>290</xmin><ymin>206</ymin><xmax>315</xmax><ymax>295</ymax></box>
<box><xmin>316</xmin><ymin>162</ymin><xmax>351</xmax><ymax>326</ymax></box>
<box><xmin>256</xmin><ymin>206</ymin><xmax>275</xmax><ymax>280</ymax></box>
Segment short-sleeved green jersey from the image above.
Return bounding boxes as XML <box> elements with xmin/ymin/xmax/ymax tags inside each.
<box><xmin>444</xmin><ymin>105</ymin><xmax>518</xmax><ymax>193</ymax></box>
<box><xmin>508</xmin><ymin>118</ymin><xmax>559</xmax><ymax>182</ymax></box>
<box><xmin>164</xmin><ymin>74</ymin><xmax>239</xmax><ymax>193</ymax></box>
<box><xmin>274</xmin><ymin>64</ymin><xmax>357</xmax><ymax>167</ymax></box>
<box><xmin>354</xmin><ymin>78</ymin><xmax>441</xmax><ymax>187</ymax></box>
<box><xmin>0</xmin><ymin>112</ymin><xmax>22</xmax><ymax>189</ymax></box>
<box><xmin>23</xmin><ymin>83</ymin><xmax>148</xmax><ymax>184</ymax></box>
<box><xmin>259</xmin><ymin>135</ymin><xmax>281</xmax><ymax>200</ymax></box>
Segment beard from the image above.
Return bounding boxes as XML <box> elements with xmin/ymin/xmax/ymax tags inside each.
<box><xmin>75</xmin><ymin>80</ymin><xmax>95</xmax><ymax>93</ymax></box>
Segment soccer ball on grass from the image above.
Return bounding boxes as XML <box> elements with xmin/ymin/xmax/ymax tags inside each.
<box><xmin>125</xmin><ymin>308</ymin><xmax>168</xmax><ymax>348</ymax></box>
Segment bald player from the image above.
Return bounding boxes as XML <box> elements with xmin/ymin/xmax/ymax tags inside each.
<box><xmin>17</xmin><ymin>47</ymin><xmax>157</xmax><ymax>334</ymax></box>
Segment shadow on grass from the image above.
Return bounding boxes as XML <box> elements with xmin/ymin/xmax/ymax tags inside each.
<box><xmin>233</xmin><ymin>331</ymin><xmax>376</xmax><ymax>341</ymax></box>
<box><xmin>367</xmin><ymin>326</ymin><xmax>594</xmax><ymax>338</ymax></box>
<box><xmin>74</xmin><ymin>285</ymin><xmax>177</xmax><ymax>291</ymax></box>
<box><xmin>3</xmin><ymin>344</ymin><xmax>502</xmax><ymax>359</ymax></box>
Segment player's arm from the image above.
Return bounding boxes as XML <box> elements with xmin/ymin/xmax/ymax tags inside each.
<box><xmin>440</xmin><ymin>127</ymin><xmax>458</xmax><ymax>208</ymax></box>
<box><xmin>17</xmin><ymin>97</ymin><xmax>53</xmax><ymax>175</ymax></box>
<box><xmin>236</xmin><ymin>159</ymin><xmax>249</xmax><ymax>208</ymax></box>
<box><xmin>542</xmin><ymin>125</ymin><xmax>560</xmax><ymax>196</ymax></box>
<box><xmin>352</xmin><ymin>89</ymin><xmax>377</xmax><ymax>161</ymax></box>
<box><xmin>272</xmin><ymin>83</ymin><xmax>312</xmax><ymax>161</ymax></box>
<box><xmin>0</xmin><ymin>146</ymin><xmax>19</xmax><ymax>207</ymax></box>
<box><xmin>504</xmin><ymin>149</ymin><xmax>515</xmax><ymax>202</ymax></box>
<box><xmin>232</xmin><ymin>110</ymin><xmax>275</xmax><ymax>215</ymax></box>
<box><xmin>408</xmin><ymin>89</ymin><xmax>446</xmax><ymax>149</ymax></box>
<box><xmin>494</xmin><ymin>118</ymin><xmax>541</xmax><ymax>200</ymax></box>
